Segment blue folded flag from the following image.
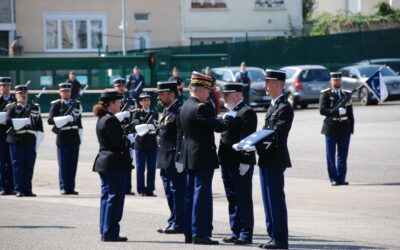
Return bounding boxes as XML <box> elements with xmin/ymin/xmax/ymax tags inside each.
<box><xmin>236</xmin><ymin>129</ymin><xmax>275</xmax><ymax>150</ymax></box>
<box><xmin>365</xmin><ymin>68</ymin><xmax>388</xmax><ymax>103</ymax></box>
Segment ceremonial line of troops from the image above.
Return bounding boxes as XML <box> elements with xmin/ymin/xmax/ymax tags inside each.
<box><xmin>0</xmin><ymin>65</ymin><xmax>354</xmax><ymax>249</ymax></box>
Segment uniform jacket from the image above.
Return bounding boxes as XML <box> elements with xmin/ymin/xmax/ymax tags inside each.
<box><xmin>93</xmin><ymin>111</ymin><xmax>131</xmax><ymax>172</ymax></box>
<box><xmin>156</xmin><ymin>99</ymin><xmax>180</xmax><ymax>169</ymax></box>
<box><xmin>47</xmin><ymin>99</ymin><xmax>83</xmax><ymax>146</ymax></box>
<box><xmin>218</xmin><ymin>101</ymin><xmax>257</xmax><ymax>168</ymax></box>
<box><xmin>5</xmin><ymin>102</ymin><xmax>44</xmax><ymax>145</ymax></box>
<box><xmin>256</xmin><ymin>95</ymin><xmax>294</xmax><ymax>168</ymax></box>
<box><xmin>0</xmin><ymin>94</ymin><xmax>16</xmax><ymax>141</ymax></box>
<box><xmin>177</xmin><ymin>96</ymin><xmax>232</xmax><ymax>170</ymax></box>
<box><xmin>319</xmin><ymin>88</ymin><xmax>354</xmax><ymax>137</ymax></box>
<box><xmin>133</xmin><ymin>108</ymin><xmax>159</xmax><ymax>150</ymax></box>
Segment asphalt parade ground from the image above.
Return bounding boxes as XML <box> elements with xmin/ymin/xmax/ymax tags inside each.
<box><xmin>0</xmin><ymin>102</ymin><xmax>399</xmax><ymax>249</ymax></box>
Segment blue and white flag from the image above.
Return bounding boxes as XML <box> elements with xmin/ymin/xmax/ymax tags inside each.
<box><xmin>365</xmin><ymin>69</ymin><xmax>388</xmax><ymax>103</ymax></box>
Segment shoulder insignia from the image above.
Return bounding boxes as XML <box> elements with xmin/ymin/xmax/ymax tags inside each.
<box><xmin>320</xmin><ymin>88</ymin><xmax>330</xmax><ymax>93</ymax></box>
<box><xmin>51</xmin><ymin>99</ymin><xmax>60</xmax><ymax>104</ymax></box>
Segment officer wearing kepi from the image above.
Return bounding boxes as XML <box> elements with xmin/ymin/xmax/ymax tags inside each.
<box><xmin>48</xmin><ymin>83</ymin><xmax>83</xmax><ymax>195</ymax></box>
<box><xmin>244</xmin><ymin>69</ymin><xmax>293</xmax><ymax>249</ymax></box>
<box><xmin>113</xmin><ymin>77</ymin><xmax>137</xmax><ymax>195</ymax></box>
<box><xmin>6</xmin><ymin>85</ymin><xmax>44</xmax><ymax>197</ymax></box>
<box><xmin>155</xmin><ymin>81</ymin><xmax>185</xmax><ymax>234</ymax></box>
<box><xmin>133</xmin><ymin>92</ymin><xmax>159</xmax><ymax>196</ymax></box>
<box><xmin>219</xmin><ymin>82</ymin><xmax>257</xmax><ymax>245</ymax></box>
<box><xmin>93</xmin><ymin>90</ymin><xmax>132</xmax><ymax>242</ymax></box>
<box><xmin>319</xmin><ymin>72</ymin><xmax>354</xmax><ymax>186</ymax></box>
<box><xmin>0</xmin><ymin>77</ymin><xmax>16</xmax><ymax>195</ymax></box>
<box><xmin>177</xmin><ymin>71</ymin><xmax>233</xmax><ymax>245</ymax></box>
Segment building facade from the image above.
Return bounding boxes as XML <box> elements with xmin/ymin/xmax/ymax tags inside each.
<box><xmin>181</xmin><ymin>0</ymin><xmax>303</xmax><ymax>45</ymax></box>
<box><xmin>0</xmin><ymin>0</ymin><xmax>16</xmax><ymax>56</ymax></box>
<box><xmin>314</xmin><ymin>0</ymin><xmax>400</xmax><ymax>16</ymax></box>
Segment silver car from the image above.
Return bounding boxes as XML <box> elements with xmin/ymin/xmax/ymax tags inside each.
<box><xmin>211</xmin><ymin>67</ymin><xmax>269</xmax><ymax>108</ymax></box>
<box><xmin>280</xmin><ymin>65</ymin><xmax>330</xmax><ymax>109</ymax></box>
<box><xmin>340</xmin><ymin>65</ymin><xmax>400</xmax><ymax>105</ymax></box>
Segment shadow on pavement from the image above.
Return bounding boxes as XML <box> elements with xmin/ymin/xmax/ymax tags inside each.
<box><xmin>0</xmin><ymin>225</ymin><xmax>75</xmax><ymax>229</ymax></box>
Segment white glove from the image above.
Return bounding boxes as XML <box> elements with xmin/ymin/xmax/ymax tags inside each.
<box><xmin>78</xmin><ymin>128</ymin><xmax>83</xmax><ymax>142</ymax></box>
<box><xmin>175</xmin><ymin>162</ymin><xmax>184</xmax><ymax>173</ymax></box>
<box><xmin>148</xmin><ymin>124</ymin><xmax>156</xmax><ymax>131</ymax></box>
<box><xmin>338</xmin><ymin>107</ymin><xmax>346</xmax><ymax>115</ymax></box>
<box><xmin>239</xmin><ymin>164</ymin><xmax>250</xmax><ymax>176</ymax></box>
<box><xmin>35</xmin><ymin>131</ymin><xmax>44</xmax><ymax>152</ymax></box>
<box><xmin>66</xmin><ymin>115</ymin><xmax>74</xmax><ymax>123</ymax></box>
<box><xmin>0</xmin><ymin>112</ymin><xmax>6</xmax><ymax>125</ymax></box>
<box><xmin>232</xmin><ymin>143</ymin><xmax>241</xmax><ymax>152</ymax></box>
<box><xmin>127</xmin><ymin>133</ymin><xmax>135</xmax><ymax>145</ymax></box>
<box><xmin>115</xmin><ymin>111</ymin><xmax>130</xmax><ymax>122</ymax></box>
<box><xmin>25</xmin><ymin>117</ymin><xmax>32</xmax><ymax>126</ymax></box>
<box><xmin>223</xmin><ymin>110</ymin><xmax>237</xmax><ymax>119</ymax></box>
<box><xmin>243</xmin><ymin>144</ymin><xmax>256</xmax><ymax>152</ymax></box>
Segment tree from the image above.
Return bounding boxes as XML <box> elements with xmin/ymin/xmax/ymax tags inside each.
<box><xmin>303</xmin><ymin>0</ymin><xmax>315</xmax><ymax>21</ymax></box>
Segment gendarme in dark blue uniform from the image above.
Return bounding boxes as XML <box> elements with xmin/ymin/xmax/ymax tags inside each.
<box><xmin>254</xmin><ymin>70</ymin><xmax>293</xmax><ymax>249</ymax></box>
<box><xmin>319</xmin><ymin>72</ymin><xmax>354</xmax><ymax>186</ymax></box>
<box><xmin>6</xmin><ymin>85</ymin><xmax>44</xmax><ymax>197</ymax></box>
<box><xmin>156</xmin><ymin>81</ymin><xmax>185</xmax><ymax>234</ymax></box>
<box><xmin>177</xmin><ymin>72</ymin><xmax>233</xmax><ymax>245</ymax></box>
<box><xmin>133</xmin><ymin>93</ymin><xmax>158</xmax><ymax>196</ymax></box>
<box><xmin>0</xmin><ymin>77</ymin><xmax>16</xmax><ymax>195</ymax></box>
<box><xmin>48</xmin><ymin>83</ymin><xmax>83</xmax><ymax>195</ymax></box>
<box><xmin>93</xmin><ymin>90</ymin><xmax>131</xmax><ymax>242</ymax></box>
<box><xmin>218</xmin><ymin>83</ymin><xmax>257</xmax><ymax>245</ymax></box>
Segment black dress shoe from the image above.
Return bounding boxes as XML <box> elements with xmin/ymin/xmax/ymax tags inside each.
<box><xmin>185</xmin><ymin>236</ymin><xmax>192</xmax><ymax>244</ymax></box>
<box><xmin>125</xmin><ymin>191</ymin><xmax>135</xmax><ymax>195</ymax></box>
<box><xmin>0</xmin><ymin>190</ymin><xmax>14</xmax><ymax>196</ymax></box>
<box><xmin>163</xmin><ymin>227</ymin><xmax>183</xmax><ymax>234</ymax></box>
<box><xmin>234</xmin><ymin>238</ymin><xmax>252</xmax><ymax>245</ymax></box>
<box><xmin>102</xmin><ymin>236</ymin><xmax>128</xmax><ymax>242</ymax></box>
<box><xmin>15</xmin><ymin>192</ymin><xmax>24</xmax><ymax>197</ymax></box>
<box><xmin>338</xmin><ymin>181</ymin><xmax>349</xmax><ymax>186</ymax></box>
<box><xmin>24</xmin><ymin>192</ymin><xmax>36</xmax><ymax>197</ymax></box>
<box><xmin>139</xmin><ymin>193</ymin><xmax>146</xmax><ymax>196</ymax></box>
<box><xmin>258</xmin><ymin>242</ymin><xmax>288</xmax><ymax>249</ymax></box>
<box><xmin>331</xmin><ymin>181</ymin><xmax>339</xmax><ymax>186</ymax></box>
<box><xmin>193</xmin><ymin>237</ymin><xmax>219</xmax><ymax>245</ymax></box>
<box><xmin>69</xmin><ymin>190</ymin><xmax>79</xmax><ymax>195</ymax></box>
<box><xmin>146</xmin><ymin>192</ymin><xmax>156</xmax><ymax>197</ymax></box>
<box><xmin>157</xmin><ymin>226</ymin><xmax>170</xmax><ymax>233</ymax></box>
<box><xmin>0</xmin><ymin>190</ymin><xmax>6</xmax><ymax>195</ymax></box>
<box><xmin>222</xmin><ymin>236</ymin><xmax>238</xmax><ymax>243</ymax></box>
<box><xmin>60</xmin><ymin>190</ymin><xmax>67</xmax><ymax>195</ymax></box>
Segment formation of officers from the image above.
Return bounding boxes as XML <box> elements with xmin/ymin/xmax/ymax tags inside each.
<box><xmin>0</xmin><ymin>66</ymin><xmax>355</xmax><ymax>249</ymax></box>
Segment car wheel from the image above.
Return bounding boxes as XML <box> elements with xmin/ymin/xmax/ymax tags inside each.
<box><xmin>300</xmin><ymin>103</ymin><xmax>308</xmax><ymax>109</ymax></box>
<box><xmin>359</xmin><ymin>87</ymin><xmax>373</xmax><ymax>106</ymax></box>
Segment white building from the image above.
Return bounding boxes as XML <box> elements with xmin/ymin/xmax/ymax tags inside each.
<box><xmin>181</xmin><ymin>0</ymin><xmax>303</xmax><ymax>45</ymax></box>
<box><xmin>314</xmin><ymin>0</ymin><xmax>400</xmax><ymax>16</ymax></box>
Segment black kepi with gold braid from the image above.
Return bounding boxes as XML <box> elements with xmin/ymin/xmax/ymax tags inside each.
<box><xmin>190</xmin><ymin>71</ymin><xmax>213</xmax><ymax>90</ymax></box>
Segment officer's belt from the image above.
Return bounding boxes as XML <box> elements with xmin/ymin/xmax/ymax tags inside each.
<box><xmin>16</xmin><ymin>129</ymin><xmax>36</xmax><ymax>135</ymax></box>
<box><xmin>60</xmin><ymin>125</ymin><xmax>79</xmax><ymax>131</ymax></box>
<box><xmin>332</xmin><ymin>117</ymin><xmax>348</xmax><ymax>121</ymax></box>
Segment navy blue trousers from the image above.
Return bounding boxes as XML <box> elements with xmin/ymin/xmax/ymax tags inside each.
<box><xmin>160</xmin><ymin>166</ymin><xmax>185</xmax><ymax>230</ymax></box>
<box><xmin>135</xmin><ymin>148</ymin><xmax>157</xmax><ymax>195</ymax></box>
<box><xmin>221</xmin><ymin>165</ymin><xmax>254</xmax><ymax>240</ymax></box>
<box><xmin>325</xmin><ymin>134</ymin><xmax>351</xmax><ymax>183</ymax></box>
<box><xmin>9</xmin><ymin>144</ymin><xmax>36</xmax><ymax>195</ymax></box>
<box><xmin>184</xmin><ymin>169</ymin><xmax>214</xmax><ymax>239</ymax></box>
<box><xmin>259</xmin><ymin>167</ymin><xmax>288</xmax><ymax>247</ymax></box>
<box><xmin>0</xmin><ymin>141</ymin><xmax>13</xmax><ymax>192</ymax></box>
<box><xmin>99</xmin><ymin>170</ymin><xmax>126</xmax><ymax>238</ymax></box>
<box><xmin>57</xmin><ymin>145</ymin><xmax>79</xmax><ymax>192</ymax></box>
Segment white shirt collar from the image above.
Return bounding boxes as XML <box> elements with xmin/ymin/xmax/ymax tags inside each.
<box><xmin>271</xmin><ymin>94</ymin><xmax>283</xmax><ymax>106</ymax></box>
<box><xmin>143</xmin><ymin>108</ymin><xmax>150</xmax><ymax>113</ymax></box>
<box><xmin>229</xmin><ymin>99</ymin><xmax>243</xmax><ymax>111</ymax></box>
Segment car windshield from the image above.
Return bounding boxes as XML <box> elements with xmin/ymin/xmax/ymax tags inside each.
<box><xmin>358</xmin><ymin>66</ymin><xmax>397</xmax><ymax>77</ymax></box>
<box><xmin>232</xmin><ymin>69</ymin><xmax>266</xmax><ymax>81</ymax></box>
<box><xmin>282</xmin><ymin>68</ymin><xmax>297</xmax><ymax>79</ymax></box>
<box><xmin>299</xmin><ymin>69</ymin><xmax>330</xmax><ymax>82</ymax></box>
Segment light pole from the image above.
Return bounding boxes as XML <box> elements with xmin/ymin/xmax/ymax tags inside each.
<box><xmin>121</xmin><ymin>0</ymin><xmax>127</xmax><ymax>56</ymax></box>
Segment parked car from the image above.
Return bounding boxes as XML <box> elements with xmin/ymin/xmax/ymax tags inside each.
<box><xmin>211</xmin><ymin>67</ymin><xmax>269</xmax><ymax>108</ymax></box>
<box><xmin>340</xmin><ymin>64</ymin><xmax>400</xmax><ymax>105</ymax></box>
<box><xmin>279</xmin><ymin>65</ymin><xmax>330</xmax><ymax>109</ymax></box>
<box><xmin>356</xmin><ymin>58</ymin><xmax>400</xmax><ymax>75</ymax></box>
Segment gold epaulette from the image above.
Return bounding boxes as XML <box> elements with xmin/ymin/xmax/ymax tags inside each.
<box><xmin>320</xmin><ymin>88</ymin><xmax>330</xmax><ymax>93</ymax></box>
